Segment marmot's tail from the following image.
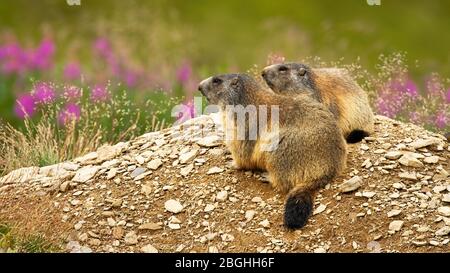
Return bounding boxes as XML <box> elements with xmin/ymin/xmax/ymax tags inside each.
<box><xmin>346</xmin><ymin>129</ymin><xmax>370</xmax><ymax>144</ymax></box>
<box><xmin>284</xmin><ymin>175</ymin><xmax>333</xmax><ymax>230</ymax></box>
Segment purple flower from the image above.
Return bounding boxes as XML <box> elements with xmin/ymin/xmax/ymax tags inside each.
<box><xmin>63</xmin><ymin>86</ymin><xmax>82</xmax><ymax>101</ymax></box>
<box><xmin>94</xmin><ymin>37</ymin><xmax>112</xmax><ymax>58</ymax></box>
<box><xmin>32</xmin><ymin>82</ymin><xmax>56</xmax><ymax>104</ymax></box>
<box><xmin>14</xmin><ymin>94</ymin><xmax>36</xmax><ymax>119</ymax></box>
<box><xmin>435</xmin><ymin>111</ymin><xmax>448</xmax><ymax>129</ymax></box>
<box><xmin>124</xmin><ymin>71</ymin><xmax>138</xmax><ymax>88</ymax></box>
<box><xmin>29</xmin><ymin>38</ymin><xmax>55</xmax><ymax>70</ymax></box>
<box><xmin>64</xmin><ymin>62</ymin><xmax>81</xmax><ymax>80</ymax></box>
<box><xmin>58</xmin><ymin>103</ymin><xmax>81</xmax><ymax>125</ymax></box>
<box><xmin>176</xmin><ymin>100</ymin><xmax>196</xmax><ymax>122</ymax></box>
<box><xmin>176</xmin><ymin>62</ymin><xmax>192</xmax><ymax>84</ymax></box>
<box><xmin>1</xmin><ymin>43</ymin><xmax>27</xmax><ymax>74</ymax></box>
<box><xmin>90</xmin><ymin>84</ymin><xmax>109</xmax><ymax>102</ymax></box>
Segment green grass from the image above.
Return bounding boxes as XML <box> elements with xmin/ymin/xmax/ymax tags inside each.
<box><xmin>0</xmin><ymin>223</ymin><xmax>61</xmax><ymax>253</ymax></box>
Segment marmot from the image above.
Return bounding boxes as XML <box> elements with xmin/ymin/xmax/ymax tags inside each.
<box><xmin>261</xmin><ymin>63</ymin><xmax>375</xmax><ymax>143</ymax></box>
<box><xmin>198</xmin><ymin>74</ymin><xmax>347</xmax><ymax>229</ymax></box>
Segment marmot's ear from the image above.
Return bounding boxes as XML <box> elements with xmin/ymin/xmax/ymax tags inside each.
<box><xmin>230</xmin><ymin>76</ymin><xmax>241</xmax><ymax>89</ymax></box>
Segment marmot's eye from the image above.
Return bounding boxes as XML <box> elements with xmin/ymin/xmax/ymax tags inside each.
<box><xmin>298</xmin><ymin>68</ymin><xmax>307</xmax><ymax>76</ymax></box>
<box><xmin>212</xmin><ymin>77</ymin><xmax>223</xmax><ymax>85</ymax></box>
<box><xmin>278</xmin><ymin>65</ymin><xmax>288</xmax><ymax>72</ymax></box>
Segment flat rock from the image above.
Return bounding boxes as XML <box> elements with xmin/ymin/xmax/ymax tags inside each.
<box><xmin>387</xmin><ymin>209</ymin><xmax>402</xmax><ymax>218</ymax></box>
<box><xmin>207</xmin><ymin>167</ymin><xmax>224</xmax><ymax>175</ymax></box>
<box><xmin>339</xmin><ymin>176</ymin><xmax>362</xmax><ymax>193</ymax></box>
<box><xmin>124</xmin><ymin>231</ymin><xmax>138</xmax><ymax>245</ymax></box>
<box><xmin>165</xmin><ymin>199</ymin><xmax>184</xmax><ymax>214</ymax></box>
<box><xmin>147</xmin><ymin>159</ymin><xmax>163</xmax><ymax>170</ymax></box>
<box><xmin>442</xmin><ymin>194</ymin><xmax>450</xmax><ymax>203</ymax></box>
<box><xmin>437</xmin><ymin>206</ymin><xmax>450</xmax><ymax>217</ymax></box>
<box><xmin>141</xmin><ymin>244</ymin><xmax>158</xmax><ymax>253</ymax></box>
<box><xmin>423</xmin><ymin>156</ymin><xmax>440</xmax><ymax>164</ymax></box>
<box><xmin>179</xmin><ymin>150</ymin><xmax>198</xmax><ymax>164</ymax></box>
<box><xmin>197</xmin><ymin>135</ymin><xmax>222</xmax><ymax>147</ymax></box>
<box><xmin>398</xmin><ymin>154</ymin><xmax>424</xmax><ymax>168</ymax></box>
<box><xmin>389</xmin><ymin>220</ymin><xmax>404</xmax><ymax>232</ymax></box>
<box><xmin>313</xmin><ymin>204</ymin><xmax>327</xmax><ymax>215</ymax></box>
<box><xmin>0</xmin><ymin>167</ymin><xmax>40</xmax><ymax>184</ymax></box>
<box><xmin>72</xmin><ymin>166</ymin><xmax>99</xmax><ymax>183</ymax></box>
<box><xmin>216</xmin><ymin>190</ymin><xmax>228</xmax><ymax>202</ymax></box>
<box><xmin>245</xmin><ymin>210</ymin><xmax>256</xmax><ymax>221</ymax></box>
<box><xmin>385</xmin><ymin>151</ymin><xmax>403</xmax><ymax>160</ymax></box>
<box><xmin>398</xmin><ymin>172</ymin><xmax>417</xmax><ymax>181</ymax></box>
<box><xmin>131</xmin><ymin>167</ymin><xmax>147</xmax><ymax>178</ymax></box>
<box><xmin>435</xmin><ymin>226</ymin><xmax>450</xmax><ymax>236</ymax></box>
<box><xmin>410</xmin><ymin>138</ymin><xmax>440</xmax><ymax>149</ymax></box>
<box><xmin>180</xmin><ymin>164</ymin><xmax>194</xmax><ymax>177</ymax></box>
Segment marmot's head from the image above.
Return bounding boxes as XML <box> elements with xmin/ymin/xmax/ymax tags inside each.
<box><xmin>198</xmin><ymin>73</ymin><xmax>258</xmax><ymax>106</ymax></box>
<box><xmin>261</xmin><ymin>63</ymin><xmax>316</xmax><ymax>93</ymax></box>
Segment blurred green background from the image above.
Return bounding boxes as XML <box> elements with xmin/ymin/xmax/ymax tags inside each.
<box><xmin>1</xmin><ymin>0</ymin><xmax>449</xmax><ymax>77</ymax></box>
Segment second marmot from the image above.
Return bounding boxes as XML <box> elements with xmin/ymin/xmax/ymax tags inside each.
<box><xmin>262</xmin><ymin>62</ymin><xmax>374</xmax><ymax>143</ymax></box>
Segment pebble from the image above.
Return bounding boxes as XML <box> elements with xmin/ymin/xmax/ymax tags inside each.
<box><xmin>339</xmin><ymin>176</ymin><xmax>362</xmax><ymax>193</ymax></box>
<box><xmin>204</xmin><ymin>204</ymin><xmax>215</xmax><ymax>213</ymax></box>
<box><xmin>147</xmin><ymin>159</ymin><xmax>163</xmax><ymax>170</ymax></box>
<box><xmin>385</xmin><ymin>151</ymin><xmax>403</xmax><ymax>160</ymax></box>
<box><xmin>197</xmin><ymin>135</ymin><xmax>222</xmax><ymax>147</ymax></box>
<box><xmin>180</xmin><ymin>164</ymin><xmax>194</xmax><ymax>176</ymax></box>
<box><xmin>72</xmin><ymin>166</ymin><xmax>99</xmax><ymax>183</ymax></box>
<box><xmin>245</xmin><ymin>210</ymin><xmax>256</xmax><ymax>221</ymax></box>
<box><xmin>259</xmin><ymin>219</ymin><xmax>270</xmax><ymax>228</ymax></box>
<box><xmin>216</xmin><ymin>190</ymin><xmax>228</xmax><ymax>202</ymax></box>
<box><xmin>313</xmin><ymin>204</ymin><xmax>327</xmax><ymax>215</ymax></box>
<box><xmin>423</xmin><ymin>156</ymin><xmax>439</xmax><ymax>164</ymax></box>
<box><xmin>398</xmin><ymin>154</ymin><xmax>424</xmax><ymax>168</ymax></box>
<box><xmin>435</xmin><ymin>226</ymin><xmax>450</xmax><ymax>236</ymax></box>
<box><xmin>387</xmin><ymin>209</ymin><xmax>402</xmax><ymax>218</ymax></box>
<box><xmin>398</xmin><ymin>172</ymin><xmax>417</xmax><ymax>181</ymax></box>
<box><xmin>179</xmin><ymin>150</ymin><xmax>198</xmax><ymax>164</ymax></box>
<box><xmin>442</xmin><ymin>194</ymin><xmax>450</xmax><ymax>203</ymax></box>
<box><xmin>389</xmin><ymin>220</ymin><xmax>404</xmax><ymax>232</ymax></box>
<box><xmin>138</xmin><ymin>222</ymin><xmax>162</xmax><ymax>231</ymax></box>
<box><xmin>124</xmin><ymin>231</ymin><xmax>138</xmax><ymax>245</ymax></box>
<box><xmin>141</xmin><ymin>244</ymin><xmax>158</xmax><ymax>253</ymax></box>
<box><xmin>207</xmin><ymin>167</ymin><xmax>224</xmax><ymax>175</ymax></box>
<box><xmin>437</xmin><ymin>206</ymin><xmax>450</xmax><ymax>217</ymax></box>
<box><xmin>164</xmin><ymin>199</ymin><xmax>184</xmax><ymax>214</ymax></box>
<box><xmin>131</xmin><ymin>167</ymin><xmax>147</xmax><ymax>178</ymax></box>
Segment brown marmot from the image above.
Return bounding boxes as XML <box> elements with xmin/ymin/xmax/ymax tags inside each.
<box><xmin>261</xmin><ymin>63</ymin><xmax>375</xmax><ymax>143</ymax></box>
<box><xmin>198</xmin><ymin>73</ymin><xmax>347</xmax><ymax>229</ymax></box>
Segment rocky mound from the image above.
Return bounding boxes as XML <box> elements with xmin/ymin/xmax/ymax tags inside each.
<box><xmin>0</xmin><ymin>114</ymin><xmax>449</xmax><ymax>253</ymax></box>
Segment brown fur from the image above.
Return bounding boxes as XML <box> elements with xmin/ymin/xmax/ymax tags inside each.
<box><xmin>262</xmin><ymin>64</ymin><xmax>375</xmax><ymax>143</ymax></box>
<box><xmin>199</xmin><ymin>74</ymin><xmax>347</xmax><ymax>229</ymax></box>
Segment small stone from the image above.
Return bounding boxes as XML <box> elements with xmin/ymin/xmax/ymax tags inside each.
<box><xmin>141</xmin><ymin>244</ymin><xmax>158</xmax><ymax>253</ymax></box>
<box><xmin>208</xmin><ymin>246</ymin><xmax>219</xmax><ymax>253</ymax></box>
<box><xmin>179</xmin><ymin>150</ymin><xmax>198</xmax><ymax>164</ymax></box>
<box><xmin>138</xmin><ymin>223</ymin><xmax>162</xmax><ymax>231</ymax></box>
<box><xmin>393</xmin><ymin>182</ymin><xmax>406</xmax><ymax>190</ymax></box>
<box><xmin>168</xmin><ymin>223</ymin><xmax>181</xmax><ymax>230</ymax></box>
<box><xmin>387</xmin><ymin>209</ymin><xmax>402</xmax><ymax>218</ymax></box>
<box><xmin>435</xmin><ymin>226</ymin><xmax>450</xmax><ymax>236</ymax></box>
<box><xmin>252</xmin><ymin>197</ymin><xmax>263</xmax><ymax>203</ymax></box>
<box><xmin>221</xmin><ymin>233</ymin><xmax>235</xmax><ymax>242</ymax></box>
<box><xmin>107</xmin><ymin>218</ymin><xmax>117</xmax><ymax>227</ymax></box>
<box><xmin>112</xmin><ymin>227</ymin><xmax>124</xmax><ymax>239</ymax></box>
<box><xmin>362</xmin><ymin>192</ymin><xmax>376</xmax><ymax>198</ymax></box>
<box><xmin>424</xmin><ymin>156</ymin><xmax>439</xmax><ymax>164</ymax></box>
<box><xmin>72</xmin><ymin>166</ymin><xmax>99</xmax><ymax>183</ymax></box>
<box><xmin>135</xmin><ymin>155</ymin><xmax>146</xmax><ymax>165</ymax></box>
<box><xmin>437</xmin><ymin>206</ymin><xmax>450</xmax><ymax>217</ymax></box>
<box><xmin>442</xmin><ymin>194</ymin><xmax>450</xmax><ymax>203</ymax></box>
<box><xmin>165</xmin><ymin>199</ymin><xmax>184</xmax><ymax>214</ymax></box>
<box><xmin>360</xmin><ymin>144</ymin><xmax>369</xmax><ymax>151</ymax></box>
<box><xmin>374</xmin><ymin>149</ymin><xmax>386</xmax><ymax>154</ymax></box>
<box><xmin>204</xmin><ymin>204</ymin><xmax>215</xmax><ymax>213</ymax></box>
<box><xmin>245</xmin><ymin>210</ymin><xmax>256</xmax><ymax>221</ymax></box>
<box><xmin>147</xmin><ymin>159</ymin><xmax>163</xmax><ymax>170</ymax></box>
<box><xmin>207</xmin><ymin>167</ymin><xmax>224</xmax><ymax>175</ymax></box>
<box><xmin>124</xmin><ymin>231</ymin><xmax>138</xmax><ymax>245</ymax></box>
<box><xmin>131</xmin><ymin>167</ymin><xmax>147</xmax><ymax>178</ymax></box>
<box><xmin>389</xmin><ymin>220</ymin><xmax>404</xmax><ymax>232</ymax></box>
<box><xmin>410</xmin><ymin>138</ymin><xmax>440</xmax><ymax>149</ymax></box>
<box><xmin>385</xmin><ymin>151</ymin><xmax>403</xmax><ymax>160</ymax></box>
<box><xmin>60</xmin><ymin>181</ymin><xmax>70</xmax><ymax>192</ymax></box>
<box><xmin>180</xmin><ymin>164</ymin><xmax>194</xmax><ymax>177</ymax></box>
<box><xmin>106</xmin><ymin>168</ymin><xmax>118</xmax><ymax>180</ymax></box>
<box><xmin>398</xmin><ymin>172</ymin><xmax>417</xmax><ymax>181</ymax></box>
<box><xmin>313</xmin><ymin>204</ymin><xmax>327</xmax><ymax>215</ymax></box>
<box><xmin>197</xmin><ymin>135</ymin><xmax>222</xmax><ymax>147</ymax></box>
<box><xmin>339</xmin><ymin>176</ymin><xmax>362</xmax><ymax>193</ymax></box>
<box><xmin>398</xmin><ymin>154</ymin><xmax>424</xmax><ymax>168</ymax></box>
<box><xmin>216</xmin><ymin>190</ymin><xmax>228</xmax><ymax>202</ymax></box>
<box><xmin>313</xmin><ymin>247</ymin><xmax>327</xmax><ymax>253</ymax></box>
<box><xmin>259</xmin><ymin>219</ymin><xmax>270</xmax><ymax>228</ymax></box>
